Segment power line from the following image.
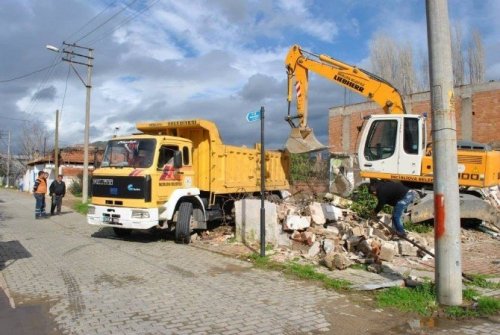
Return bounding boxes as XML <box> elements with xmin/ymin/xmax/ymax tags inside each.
<box><xmin>0</xmin><ymin>62</ymin><xmax>61</xmax><ymax>83</ymax></box>
<box><xmin>64</xmin><ymin>0</ymin><xmax>119</xmax><ymax>42</ymax></box>
<box><xmin>87</xmin><ymin>0</ymin><xmax>160</xmax><ymax>46</ymax></box>
<box><xmin>59</xmin><ymin>64</ymin><xmax>72</xmax><ymax>122</ymax></box>
<box><xmin>75</xmin><ymin>0</ymin><xmax>140</xmax><ymax>44</ymax></box>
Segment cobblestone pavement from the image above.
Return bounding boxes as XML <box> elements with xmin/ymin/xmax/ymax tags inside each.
<box><xmin>0</xmin><ymin>189</ymin><xmax>498</xmax><ymax>335</ymax></box>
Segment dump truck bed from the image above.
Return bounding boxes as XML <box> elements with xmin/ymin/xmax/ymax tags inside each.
<box><xmin>136</xmin><ymin>119</ymin><xmax>290</xmax><ymax>194</ymax></box>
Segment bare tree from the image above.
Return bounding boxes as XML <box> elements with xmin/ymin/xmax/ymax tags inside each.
<box><xmin>398</xmin><ymin>42</ymin><xmax>417</xmax><ymax>95</ymax></box>
<box><xmin>370</xmin><ymin>33</ymin><xmax>417</xmax><ymax>95</ymax></box>
<box><xmin>451</xmin><ymin>22</ymin><xmax>465</xmax><ymax>86</ymax></box>
<box><xmin>468</xmin><ymin>29</ymin><xmax>485</xmax><ymax>84</ymax></box>
<box><xmin>417</xmin><ymin>49</ymin><xmax>429</xmax><ymax>91</ymax></box>
<box><xmin>20</xmin><ymin>122</ymin><xmax>52</xmax><ymax>161</ymax></box>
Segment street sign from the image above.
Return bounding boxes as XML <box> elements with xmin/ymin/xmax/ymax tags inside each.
<box><xmin>246</xmin><ymin>110</ymin><xmax>261</xmax><ymax>122</ymax></box>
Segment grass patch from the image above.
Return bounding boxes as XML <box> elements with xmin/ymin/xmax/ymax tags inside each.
<box><xmin>468</xmin><ymin>274</ymin><xmax>500</xmax><ymax>289</ymax></box>
<box><xmin>245</xmin><ymin>253</ymin><xmax>351</xmax><ymax>291</ymax></box>
<box><xmin>73</xmin><ymin>201</ymin><xmax>90</xmax><ymax>215</ymax></box>
<box><xmin>349</xmin><ymin>263</ymin><xmax>368</xmax><ymax>271</ymax></box>
<box><xmin>477</xmin><ymin>296</ymin><xmax>500</xmax><ymax>315</ymax></box>
<box><xmin>376</xmin><ymin>282</ymin><xmax>437</xmax><ymax>316</ymax></box>
<box><xmin>405</xmin><ymin>220</ymin><xmax>433</xmax><ymax>234</ymax></box>
<box><xmin>377</xmin><ymin>281</ymin><xmax>500</xmax><ymax>318</ymax></box>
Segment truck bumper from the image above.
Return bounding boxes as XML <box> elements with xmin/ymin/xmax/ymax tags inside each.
<box><xmin>87</xmin><ymin>205</ymin><xmax>159</xmax><ymax>230</ymax></box>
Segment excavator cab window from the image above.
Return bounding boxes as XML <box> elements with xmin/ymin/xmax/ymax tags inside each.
<box><xmin>403</xmin><ymin>118</ymin><xmax>419</xmax><ymax>155</ymax></box>
<box><xmin>364</xmin><ymin>120</ymin><xmax>398</xmax><ymax>161</ymax></box>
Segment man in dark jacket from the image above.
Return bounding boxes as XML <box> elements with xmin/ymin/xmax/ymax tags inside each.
<box><xmin>369</xmin><ymin>180</ymin><xmax>417</xmax><ymax>237</ymax></box>
<box><xmin>49</xmin><ymin>174</ymin><xmax>66</xmax><ymax>215</ymax></box>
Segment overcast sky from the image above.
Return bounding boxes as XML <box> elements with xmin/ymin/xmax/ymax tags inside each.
<box><xmin>1</xmin><ymin>0</ymin><xmax>499</xmax><ymax>153</ymax></box>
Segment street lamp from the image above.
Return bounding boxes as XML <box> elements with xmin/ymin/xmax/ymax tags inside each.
<box><xmin>47</xmin><ymin>42</ymin><xmax>93</xmax><ymax>203</ymax></box>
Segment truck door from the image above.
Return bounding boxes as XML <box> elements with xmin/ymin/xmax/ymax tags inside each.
<box><xmin>397</xmin><ymin>116</ymin><xmax>423</xmax><ymax>175</ymax></box>
<box><xmin>358</xmin><ymin>117</ymin><xmax>400</xmax><ymax>175</ymax></box>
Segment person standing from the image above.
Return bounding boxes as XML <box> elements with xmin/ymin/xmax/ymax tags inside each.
<box><xmin>369</xmin><ymin>180</ymin><xmax>417</xmax><ymax>237</ymax></box>
<box><xmin>49</xmin><ymin>174</ymin><xmax>66</xmax><ymax>215</ymax></box>
<box><xmin>33</xmin><ymin>171</ymin><xmax>48</xmax><ymax>219</ymax></box>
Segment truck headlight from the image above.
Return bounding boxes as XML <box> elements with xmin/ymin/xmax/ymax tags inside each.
<box><xmin>131</xmin><ymin>210</ymin><xmax>150</xmax><ymax>219</ymax></box>
<box><xmin>88</xmin><ymin>206</ymin><xmax>96</xmax><ymax>215</ymax></box>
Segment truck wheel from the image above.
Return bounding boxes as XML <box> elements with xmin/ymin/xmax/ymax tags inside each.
<box><xmin>113</xmin><ymin>227</ymin><xmax>132</xmax><ymax>237</ymax></box>
<box><xmin>175</xmin><ymin>202</ymin><xmax>193</xmax><ymax>244</ymax></box>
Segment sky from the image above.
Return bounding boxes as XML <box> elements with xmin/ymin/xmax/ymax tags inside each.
<box><xmin>1</xmin><ymin>0</ymin><xmax>499</xmax><ymax>154</ymax></box>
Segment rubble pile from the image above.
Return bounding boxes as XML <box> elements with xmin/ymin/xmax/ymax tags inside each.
<box><xmin>273</xmin><ymin>194</ymin><xmax>434</xmax><ymax>272</ymax></box>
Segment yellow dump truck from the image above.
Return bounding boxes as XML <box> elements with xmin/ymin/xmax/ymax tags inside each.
<box><xmin>87</xmin><ymin>119</ymin><xmax>290</xmax><ymax>242</ymax></box>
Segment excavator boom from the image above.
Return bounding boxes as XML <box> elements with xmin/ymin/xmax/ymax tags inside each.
<box><xmin>285</xmin><ymin>44</ymin><xmax>405</xmax><ymax>153</ymax></box>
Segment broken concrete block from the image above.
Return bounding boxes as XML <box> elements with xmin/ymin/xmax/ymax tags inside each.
<box><xmin>333</xmin><ymin>253</ymin><xmax>352</xmax><ymax>270</ymax></box>
<box><xmin>323</xmin><ymin>239</ymin><xmax>335</xmax><ymax>254</ymax></box>
<box><xmin>309</xmin><ymin>202</ymin><xmax>326</xmax><ymax>225</ymax></box>
<box><xmin>301</xmin><ymin>231</ymin><xmax>316</xmax><ymax>246</ymax></box>
<box><xmin>235</xmin><ymin>199</ymin><xmax>279</xmax><ymax>245</ymax></box>
<box><xmin>398</xmin><ymin>240</ymin><xmax>419</xmax><ymax>256</ymax></box>
<box><xmin>367</xmin><ymin>263</ymin><xmax>382</xmax><ymax>273</ymax></box>
<box><xmin>350</xmin><ymin>226</ymin><xmax>365</xmax><ymax>237</ymax></box>
<box><xmin>357</xmin><ymin>239</ymin><xmax>373</xmax><ymax>256</ymax></box>
<box><xmin>330</xmin><ymin>195</ymin><xmax>353</xmax><ymax>208</ymax></box>
<box><xmin>379</xmin><ymin>241</ymin><xmax>398</xmax><ymax>262</ymax></box>
<box><xmin>290</xmin><ymin>231</ymin><xmax>303</xmax><ymax>242</ymax></box>
<box><xmin>277</xmin><ymin>231</ymin><xmax>292</xmax><ymax>248</ymax></box>
<box><xmin>322</xmin><ymin>203</ymin><xmax>343</xmax><ymax>222</ymax></box>
<box><xmin>325</xmin><ymin>225</ymin><xmax>340</xmax><ymax>236</ymax></box>
<box><xmin>306</xmin><ymin>241</ymin><xmax>321</xmax><ymax>258</ymax></box>
<box><xmin>372</xmin><ymin>228</ymin><xmax>390</xmax><ymax>241</ymax></box>
<box><xmin>346</xmin><ymin>236</ymin><xmax>364</xmax><ymax>252</ymax></box>
<box><xmin>283</xmin><ymin>215</ymin><xmax>311</xmax><ymax>231</ymax></box>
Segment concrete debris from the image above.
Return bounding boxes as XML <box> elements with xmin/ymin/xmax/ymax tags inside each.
<box><xmin>306</xmin><ymin>241</ymin><xmax>321</xmax><ymax>258</ymax></box>
<box><xmin>309</xmin><ymin>202</ymin><xmax>326</xmax><ymax>225</ymax></box>
<box><xmin>398</xmin><ymin>241</ymin><xmax>419</xmax><ymax>256</ymax></box>
<box><xmin>322</xmin><ymin>203</ymin><xmax>344</xmax><ymax>222</ymax></box>
<box><xmin>233</xmin><ymin>195</ymin><xmax>439</xmax><ymax>273</ymax></box>
<box><xmin>322</xmin><ymin>239</ymin><xmax>336</xmax><ymax>254</ymax></box>
<box><xmin>352</xmin><ymin>280</ymin><xmax>405</xmax><ymax>291</ymax></box>
<box><xmin>283</xmin><ymin>214</ymin><xmax>311</xmax><ymax>231</ymax></box>
<box><xmin>379</xmin><ymin>241</ymin><xmax>398</xmax><ymax>262</ymax></box>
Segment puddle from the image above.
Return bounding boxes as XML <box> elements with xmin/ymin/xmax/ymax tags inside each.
<box><xmin>0</xmin><ymin>289</ymin><xmax>60</xmax><ymax>335</ymax></box>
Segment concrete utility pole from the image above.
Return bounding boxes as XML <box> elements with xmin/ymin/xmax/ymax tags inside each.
<box><xmin>426</xmin><ymin>0</ymin><xmax>462</xmax><ymax>305</ymax></box>
<box><xmin>47</xmin><ymin>42</ymin><xmax>94</xmax><ymax>203</ymax></box>
<box><xmin>6</xmin><ymin>131</ymin><xmax>11</xmax><ymax>187</ymax></box>
<box><xmin>55</xmin><ymin>109</ymin><xmax>59</xmax><ymax>176</ymax></box>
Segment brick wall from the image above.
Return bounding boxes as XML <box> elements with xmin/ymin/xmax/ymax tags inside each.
<box><xmin>328</xmin><ymin>81</ymin><xmax>500</xmax><ymax>153</ymax></box>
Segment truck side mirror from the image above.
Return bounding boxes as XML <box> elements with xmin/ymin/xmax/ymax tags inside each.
<box><xmin>173</xmin><ymin>151</ymin><xmax>182</xmax><ymax>168</ymax></box>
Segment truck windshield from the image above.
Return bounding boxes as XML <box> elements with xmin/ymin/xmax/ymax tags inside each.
<box><xmin>101</xmin><ymin>139</ymin><xmax>156</xmax><ymax>168</ymax></box>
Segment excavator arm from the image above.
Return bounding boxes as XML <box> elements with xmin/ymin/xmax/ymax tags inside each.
<box><xmin>285</xmin><ymin>44</ymin><xmax>406</xmax><ymax>153</ymax></box>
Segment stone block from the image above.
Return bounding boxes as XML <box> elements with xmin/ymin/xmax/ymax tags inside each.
<box><xmin>322</xmin><ymin>204</ymin><xmax>343</xmax><ymax>221</ymax></box>
<box><xmin>379</xmin><ymin>241</ymin><xmax>398</xmax><ymax>262</ymax></box>
<box><xmin>322</xmin><ymin>239</ymin><xmax>335</xmax><ymax>254</ymax></box>
<box><xmin>306</xmin><ymin>241</ymin><xmax>321</xmax><ymax>258</ymax></box>
<box><xmin>283</xmin><ymin>215</ymin><xmax>311</xmax><ymax>231</ymax></box>
<box><xmin>309</xmin><ymin>202</ymin><xmax>326</xmax><ymax>225</ymax></box>
<box><xmin>301</xmin><ymin>231</ymin><xmax>316</xmax><ymax>246</ymax></box>
<box><xmin>350</xmin><ymin>226</ymin><xmax>365</xmax><ymax>237</ymax></box>
<box><xmin>323</xmin><ymin>252</ymin><xmax>352</xmax><ymax>270</ymax></box>
<box><xmin>372</xmin><ymin>228</ymin><xmax>389</xmax><ymax>240</ymax></box>
<box><xmin>234</xmin><ymin>199</ymin><xmax>279</xmax><ymax>245</ymax></box>
<box><xmin>398</xmin><ymin>241</ymin><xmax>419</xmax><ymax>256</ymax></box>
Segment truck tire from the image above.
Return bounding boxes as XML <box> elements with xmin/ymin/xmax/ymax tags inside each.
<box><xmin>175</xmin><ymin>202</ymin><xmax>192</xmax><ymax>244</ymax></box>
<box><xmin>113</xmin><ymin>227</ymin><xmax>132</xmax><ymax>237</ymax></box>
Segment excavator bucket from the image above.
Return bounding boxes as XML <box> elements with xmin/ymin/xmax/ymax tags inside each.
<box><xmin>284</xmin><ymin>127</ymin><xmax>327</xmax><ymax>153</ymax></box>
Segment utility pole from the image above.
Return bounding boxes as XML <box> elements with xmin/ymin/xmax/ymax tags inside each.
<box><xmin>426</xmin><ymin>0</ymin><xmax>462</xmax><ymax>305</ymax></box>
<box><xmin>47</xmin><ymin>42</ymin><xmax>94</xmax><ymax>203</ymax></box>
<box><xmin>55</xmin><ymin>110</ymin><xmax>59</xmax><ymax>176</ymax></box>
<box><xmin>6</xmin><ymin>131</ymin><xmax>11</xmax><ymax>187</ymax></box>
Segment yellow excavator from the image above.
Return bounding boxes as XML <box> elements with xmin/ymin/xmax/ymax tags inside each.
<box><xmin>284</xmin><ymin>44</ymin><xmax>500</xmax><ymax>225</ymax></box>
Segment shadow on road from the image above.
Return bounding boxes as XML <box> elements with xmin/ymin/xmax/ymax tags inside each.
<box><xmin>0</xmin><ymin>240</ymin><xmax>32</xmax><ymax>271</ymax></box>
<box><xmin>90</xmin><ymin>227</ymin><xmax>175</xmax><ymax>243</ymax></box>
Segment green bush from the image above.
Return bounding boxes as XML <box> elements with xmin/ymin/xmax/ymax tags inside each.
<box><xmin>68</xmin><ymin>174</ymin><xmax>83</xmax><ymax>196</ymax></box>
